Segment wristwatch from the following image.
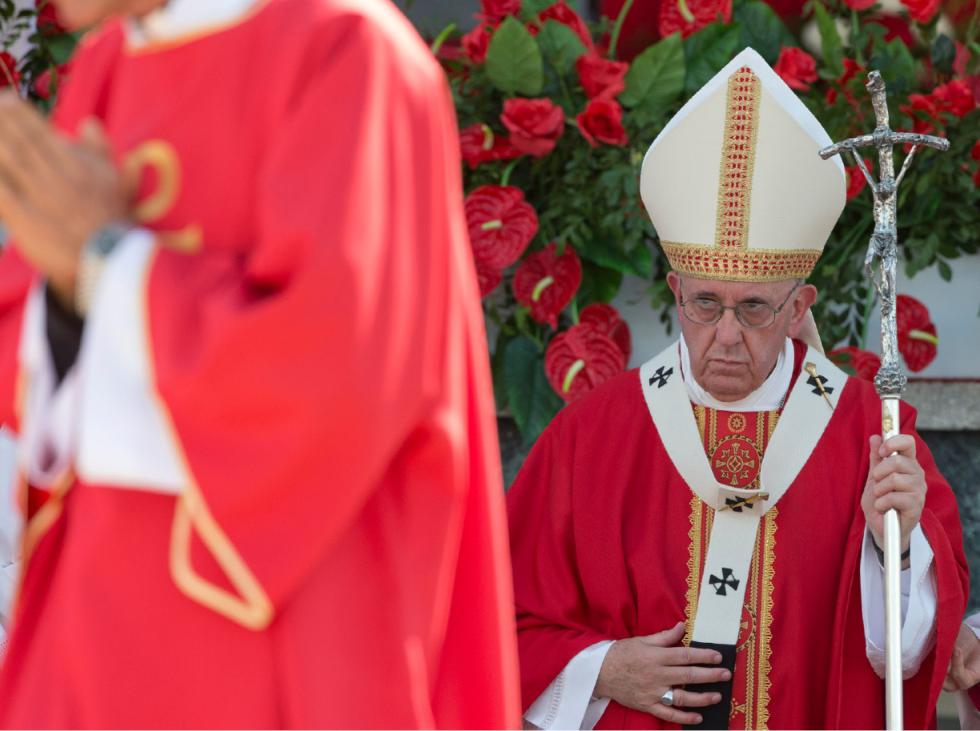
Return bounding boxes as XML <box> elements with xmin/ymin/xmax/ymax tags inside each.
<box><xmin>75</xmin><ymin>222</ymin><xmax>132</xmax><ymax>315</ymax></box>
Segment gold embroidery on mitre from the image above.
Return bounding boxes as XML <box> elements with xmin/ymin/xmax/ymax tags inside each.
<box><xmin>661</xmin><ymin>242</ymin><xmax>821</xmax><ymax>282</ymax></box>
<box><xmin>716</xmin><ymin>68</ymin><xmax>761</xmax><ymax>251</ymax></box>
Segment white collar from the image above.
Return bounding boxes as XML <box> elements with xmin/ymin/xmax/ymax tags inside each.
<box><xmin>126</xmin><ymin>0</ymin><xmax>260</xmax><ymax>47</ymax></box>
<box><xmin>680</xmin><ymin>335</ymin><xmax>794</xmax><ymax>412</ymax></box>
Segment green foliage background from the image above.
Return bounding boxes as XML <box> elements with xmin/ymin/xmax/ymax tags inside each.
<box><xmin>442</xmin><ymin>0</ymin><xmax>980</xmax><ymax>445</ymax></box>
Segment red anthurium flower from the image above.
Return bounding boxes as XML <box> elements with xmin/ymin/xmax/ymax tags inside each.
<box><xmin>576</xmin><ymin>54</ymin><xmax>629</xmax><ymax>100</ymax></box>
<box><xmin>513</xmin><ymin>243</ymin><xmax>582</xmax><ymax>328</ymax></box>
<box><xmin>659</xmin><ymin>0</ymin><xmax>732</xmax><ymax>39</ymax></box>
<box><xmin>576</xmin><ymin>99</ymin><xmax>629</xmax><ymax>147</ymax></box>
<box><xmin>545</xmin><ymin>324</ymin><xmax>626</xmax><ymax>402</ymax></box>
<box><xmin>896</xmin><ymin>294</ymin><xmax>939</xmax><ymax>372</ymax></box>
<box><xmin>579</xmin><ymin>303</ymin><xmax>632</xmax><ymax>362</ymax></box>
<box><xmin>459</xmin><ymin>124</ymin><xmax>521</xmax><ymax>169</ymax></box>
<box><xmin>476</xmin><ymin>261</ymin><xmax>503</xmax><ymax>298</ymax></box>
<box><xmin>829</xmin><ymin>346</ymin><xmax>881</xmax><ymax>382</ymax></box>
<box><xmin>501</xmin><ymin>98</ymin><xmax>566</xmax><ymax>157</ymax></box>
<box><xmin>481</xmin><ymin>0</ymin><xmax>522</xmax><ymax>24</ymax></box>
<box><xmin>465</xmin><ymin>185</ymin><xmax>539</xmax><ymax>269</ymax></box>
<box><xmin>774</xmin><ymin>46</ymin><xmax>818</xmax><ymax>91</ymax></box>
<box><xmin>901</xmin><ymin>0</ymin><xmax>941</xmax><ymax>23</ymax></box>
<box><xmin>539</xmin><ymin>1</ymin><xmax>594</xmax><ymax>51</ymax></box>
<box><xmin>462</xmin><ymin>24</ymin><xmax>491</xmax><ymax>63</ymax></box>
<box><xmin>0</xmin><ymin>52</ymin><xmax>19</xmax><ymax>89</ymax></box>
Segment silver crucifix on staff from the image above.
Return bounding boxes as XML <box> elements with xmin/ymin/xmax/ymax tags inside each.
<box><xmin>819</xmin><ymin>71</ymin><xmax>949</xmax><ymax>731</ymax></box>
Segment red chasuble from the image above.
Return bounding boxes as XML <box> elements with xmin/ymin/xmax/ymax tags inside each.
<box><xmin>508</xmin><ymin>340</ymin><xmax>968</xmax><ymax>729</ymax></box>
<box><xmin>0</xmin><ymin>0</ymin><xmax>519</xmax><ymax>727</ymax></box>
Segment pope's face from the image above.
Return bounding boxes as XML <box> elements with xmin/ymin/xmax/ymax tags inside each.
<box><xmin>52</xmin><ymin>0</ymin><xmax>166</xmax><ymax>29</ymax></box>
<box><xmin>667</xmin><ymin>272</ymin><xmax>817</xmax><ymax>402</ymax></box>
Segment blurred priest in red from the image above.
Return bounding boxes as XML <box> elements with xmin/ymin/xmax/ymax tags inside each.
<box><xmin>0</xmin><ymin>0</ymin><xmax>519</xmax><ymax>726</ymax></box>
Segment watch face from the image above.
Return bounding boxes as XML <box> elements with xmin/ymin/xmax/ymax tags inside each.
<box><xmin>93</xmin><ymin>226</ymin><xmax>127</xmax><ymax>256</ymax></box>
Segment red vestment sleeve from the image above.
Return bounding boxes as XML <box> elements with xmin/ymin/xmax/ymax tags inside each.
<box><xmin>827</xmin><ymin>403</ymin><xmax>969</xmax><ymax>729</ymax></box>
<box><xmin>0</xmin><ymin>248</ymin><xmax>34</xmax><ymax>433</ymax></box>
<box><xmin>507</xmin><ymin>415</ymin><xmax>615</xmax><ymax>710</ymax></box>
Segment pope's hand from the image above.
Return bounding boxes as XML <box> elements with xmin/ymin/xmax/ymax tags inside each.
<box><xmin>861</xmin><ymin>433</ymin><xmax>927</xmax><ymax>561</ymax></box>
<box><xmin>0</xmin><ymin>91</ymin><xmax>129</xmax><ymax>308</ymax></box>
<box><xmin>594</xmin><ymin>621</ymin><xmax>729</xmax><ymax>726</ymax></box>
<box><xmin>944</xmin><ymin>622</ymin><xmax>980</xmax><ymax>692</ymax></box>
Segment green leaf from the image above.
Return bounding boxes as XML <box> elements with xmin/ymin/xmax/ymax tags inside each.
<box><xmin>537</xmin><ymin>19</ymin><xmax>587</xmax><ymax>76</ymax></box>
<box><xmin>46</xmin><ymin>33</ymin><xmax>77</xmax><ymax>65</ymax></box>
<box><xmin>519</xmin><ymin>0</ymin><xmax>552</xmax><ymax>21</ymax></box>
<box><xmin>491</xmin><ymin>331</ymin><xmax>512</xmax><ymax>412</ymax></box>
<box><xmin>683</xmin><ymin>23</ymin><xmax>742</xmax><ymax>95</ymax></box>
<box><xmin>936</xmin><ymin>258</ymin><xmax>952</xmax><ymax>281</ymax></box>
<box><xmin>869</xmin><ymin>38</ymin><xmax>916</xmax><ymax>95</ymax></box>
<box><xmin>485</xmin><ymin>16</ymin><xmax>544</xmax><ymax>96</ymax></box>
<box><xmin>503</xmin><ymin>336</ymin><xmax>563</xmax><ymax>444</ymax></box>
<box><xmin>733</xmin><ymin>1</ymin><xmax>792</xmax><ymax>65</ymax></box>
<box><xmin>812</xmin><ymin>1</ymin><xmax>843</xmax><ymax>76</ymax></box>
<box><xmin>577</xmin><ymin>261</ymin><xmax>624</xmax><ymax>304</ymax></box>
<box><xmin>931</xmin><ymin>34</ymin><xmax>955</xmax><ymax>76</ymax></box>
<box><xmin>621</xmin><ymin>33</ymin><xmax>685</xmax><ymax>115</ymax></box>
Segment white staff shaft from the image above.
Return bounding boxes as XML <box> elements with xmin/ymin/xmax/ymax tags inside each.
<box><xmin>882</xmin><ymin>397</ymin><xmax>903</xmax><ymax>730</ymax></box>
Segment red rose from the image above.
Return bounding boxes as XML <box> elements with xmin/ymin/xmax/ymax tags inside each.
<box><xmin>896</xmin><ymin>294</ymin><xmax>938</xmax><ymax>372</ymax></box>
<box><xmin>829</xmin><ymin>346</ymin><xmax>881</xmax><ymax>382</ymax></box>
<box><xmin>481</xmin><ymin>0</ymin><xmax>522</xmax><ymax>24</ymax></box>
<box><xmin>901</xmin><ymin>92</ymin><xmax>941</xmax><ymax>135</ymax></box>
<box><xmin>826</xmin><ymin>58</ymin><xmax>863</xmax><ymax>106</ymax></box>
<box><xmin>459</xmin><ymin>124</ymin><xmax>521</xmax><ymax>169</ymax></box>
<box><xmin>35</xmin><ymin>0</ymin><xmax>66</xmax><ymax>35</ymax></box>
<box><xmin>659</xmin><ymin>0</ymin><xmax>732</xmax><ymax>39</ymax></box>
<box><xmin>0</xmin><ymin>52</ymin><xmax>19</xmax><ymax>89</ymax></box>
<box><xmin>462</xmin><ymin>24</ymin><xmax>491</xmax><ymax>64</ymax></box>
<box><xmin>932</xmin><ymin>79</ymin><xmax>976</xmax><ymax>117</ymax></box>
<box><xmin>513</xmin><ymin>243</ymin><xmax>582</xmax><ymax>328</ymax></box>
<box><xmin>953</xmin><ymin>41</ymin><xmax>970</xmax><ymax>78</ymax></box>
<box><xmin>579</xmin><ymin>303</ymin><xmax>632</xmax><ymax>362</ymax></box>
<box><xmin>465</xmin><ymin>185</ymin><xmax>539</xmax><ymax>269</ymax></box>
<box><xmin>545</xmin><ymin>324</ymin><xmax>626</xmax><ymax>402</ymax></box>
<box><xmin>576</xmin><ymin>54</ymin><xmax>629</xmax><ymax>100</ymax></box>
<box><xmin>972</xmin><ymin>140</ymin><xmax>980</xmax><ymax>162</ymax></box>
<box><xmin>774</xmin><ymin>46</ymin><xmax>818</xmax><ymax>91</ymax></box>
<box><xmin>539</xmin><ymin>1</ymin><xmax>594</xmax><ymax>51</ymax></box>
<box><xmin>901</xmin><ymin>0</ymin><xmax>941</xmax><ymax>23</ymax></box>
<box><xmin>501</xmin><ymin>98</ymin><xmax>565</xmax><ymax>157</ymax></box>
<box><xmin>476</xmin><ymin>261</ymin><xmax>503</xmax><ymax>298</ymax></box>
<box><xmin>843</xmin><ymin>0</ymin><xmax>876</xmax><ymax>9</ymax></box>
<box><xmin>576</xmin><ymin>98</ymin><xmax>629</xmax><ymax>147</ymax></box>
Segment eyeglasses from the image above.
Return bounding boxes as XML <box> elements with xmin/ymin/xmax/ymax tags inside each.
<box><xmin>679</xmin><ymin>281</ymin><xmax>801</xmax><ymax>329</ymax></box>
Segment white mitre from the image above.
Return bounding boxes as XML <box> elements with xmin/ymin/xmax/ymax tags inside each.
<box><xmin>640</xmin><ymin>47</ymin><xmax>846</xmax><ymax>283</ymax></box>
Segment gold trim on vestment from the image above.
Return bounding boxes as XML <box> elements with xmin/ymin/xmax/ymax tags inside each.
<box><xmin>686</xmin><ymin>406</ymin><xmax>777</xmax><ymax>728</ymax></box>
<box><xmin>139</xmin><ymin>244</ymin><xmax>274</xmax><ymax>630</ymax></box>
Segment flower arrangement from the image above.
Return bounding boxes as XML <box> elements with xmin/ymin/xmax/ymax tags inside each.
<box><xmin>437</xmin><ymin>0</ymin><xmax>980</xmax><ymax>443</ymax></box>
<box><xmin>0</xmin><ymin>0</ymin><xmax>77</xmax><ymax>108</ymax></box>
